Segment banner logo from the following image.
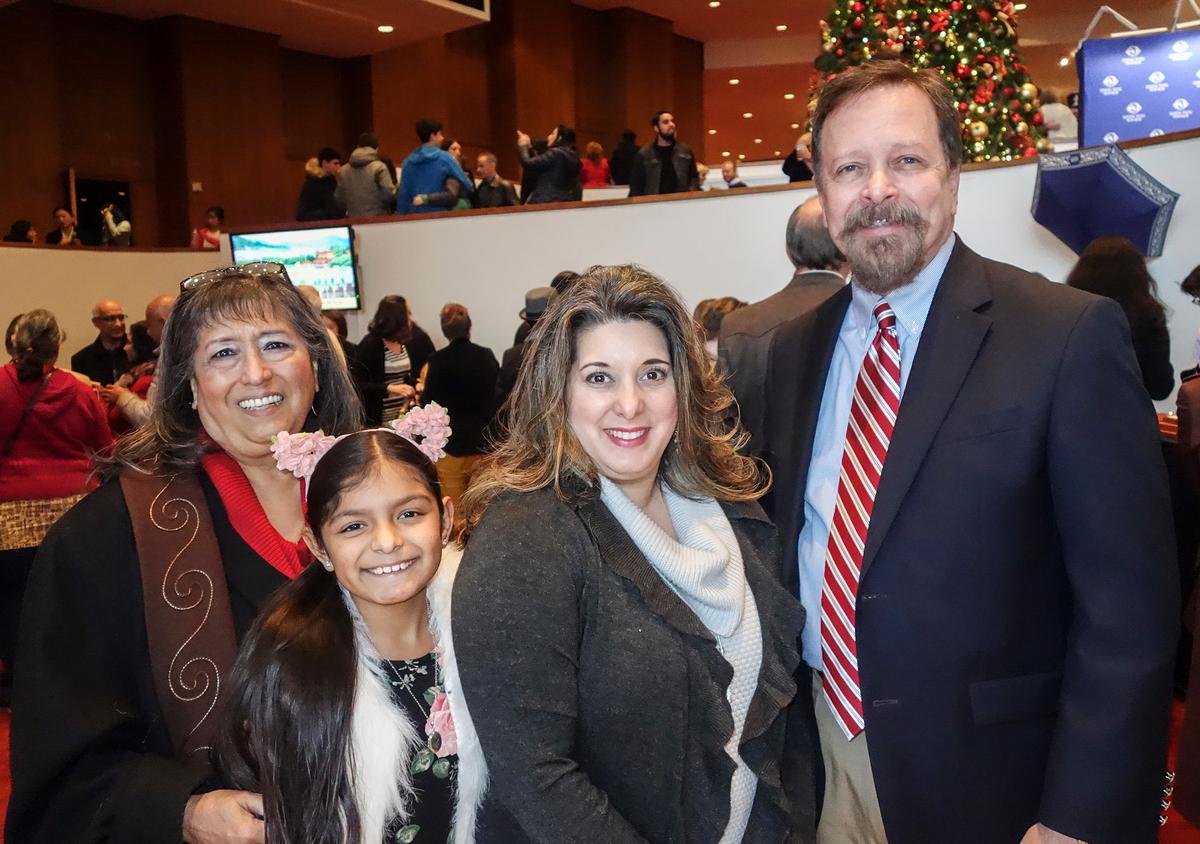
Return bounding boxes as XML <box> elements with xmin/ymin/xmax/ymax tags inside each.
<box><xmin>1171</xmin><ymin>40</ymin><xmax>1194</xmax><ymax>61</ymax></box>
<box><xmin>1103</xmin><ymin>131</ymin><xmax>1120</xmax><ymax>143</ymax></box>
<box><xmin>1194</xmin><ymin>68</ymin><xmax>1200</xmax><ymax>89</ymax></box>
<box><xmin>1170</xmin><ymin>97</ymin><xmax>1194</xmax><ymax>118</ymax></box>
<box><xmin>1149</xmin><ymin>128</ymin><xmax>1165</xmax><ymax>137</ymax></box>
<box><xmin>1123</xmin><ymin>45</ymin><xmax>1145</xmax><ymax>65</ymax></box>
<box><xmin>1123</xmin><ymin>101</ymin><xmax>1146</xmax><ymax>122</ymax></box>
<box><xmin>1101</xmin><ymin>74</ymin><xmax>1122</xmax><ymax>95</ymax></box>
<box><xmin>1146</xmin><ymin>71</ymin><xmax>1169</xmax><ymax>93</ymax></box>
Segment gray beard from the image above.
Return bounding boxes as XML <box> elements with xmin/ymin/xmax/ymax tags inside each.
<box><xmin>843</xmin><ymin>222</ymin><xmax>928</xmax><ymax>295</ymax></box>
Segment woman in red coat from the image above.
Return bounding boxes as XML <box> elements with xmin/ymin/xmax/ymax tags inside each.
<box><xmin>579</xmin><ymin>141</ymin><xmax>611</xmax><ymax>188</ymax></box>
<box><xmin>1</xmin><ymin>309</ymin><xmax>113</xmax><ymax>705</ymax></box>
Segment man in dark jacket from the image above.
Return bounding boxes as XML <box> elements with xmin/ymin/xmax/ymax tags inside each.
<box><xmin>782</xmin><ymin>132</ymin><xmax>815</xmax><ymax>182</ymax></box>
<box><xmin>296</xmin><ymin>147</ymin><xmax>345</xmax><ymax>221</ymax></box>
<box><xmin>608</xmin><ymin>130</ymin><xmax>639</xmax><ymax>185</ymax></box>
<box><xmin>70</xmin><ymin>299</ymin><xmax>132</xmax><ymax>385</ymax></box>
<box><xmin>627</xmin><ymin>111</ymin><xmax>700</xmax><ymax>197</ymax></box>
<box><xmin>473</xmin><ymin>152</ymin><xmax>519</xmax><ymax>209</ymax></box>
<box><xmin>421</xmin><ymin>303</ymin><xmax>500</xmax><ymax>521</ymax></box>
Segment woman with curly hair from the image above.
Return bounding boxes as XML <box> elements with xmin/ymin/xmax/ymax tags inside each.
<box><xmin>453</xmin><ymin>264</ymin><xmax>815</xmax><ymax>842</ymax></box>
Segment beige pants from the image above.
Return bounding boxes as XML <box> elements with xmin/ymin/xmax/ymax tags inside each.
<box><xmin>813</xmin><ymin>672</ymin><xmax>889</xmax><ymax>844</ymax></box>
<box><xmin>436</xmin><ymin>453</ymin><xmax>483</xmax><ymax>529</ymax></box>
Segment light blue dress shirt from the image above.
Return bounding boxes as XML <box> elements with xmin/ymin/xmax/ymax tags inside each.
<box><xmin>797</xmin><ymin>234</ymin><xmax>957</xmax><ymax>671</ymax></box>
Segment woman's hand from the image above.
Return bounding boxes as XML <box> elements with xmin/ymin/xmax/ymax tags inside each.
<box><xmin>413</xmin><ymin>194</ymin><xmax>427</xmax><ymax>207</ymax></box>
<box><xmin>387</xmin><ymin>383</ymin><xmax>416</xmax><ymax>400</ymax></box>
<box><xmin>182</xmin><ymin>790</ymin><xmax>265</xmax><ymax>844</ymax></box>
<box><xmin>516</xmin><ymin>130</ymin><xmax>531</xmax><ymax>147</ymax></box>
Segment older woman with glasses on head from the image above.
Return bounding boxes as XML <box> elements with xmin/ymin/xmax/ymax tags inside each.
<box><xmin>452</xmin><ymin>265</ymin><xmax>816</xmax><ymax>843</ymax></box>
<box><xmin>7</xmin><ymin>262</ymin><xmax>361</xmax><ymax>844</ymax></box>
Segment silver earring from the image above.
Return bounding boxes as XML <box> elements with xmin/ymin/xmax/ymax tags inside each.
<box><xmin>322</xmin><ymin>559</ymin><xmax>334</xmax><ymax>571</ymax></box>
<box><xmin>313</xmin><ymin>361</ymin><xmax>320</xmax><ymax>392</ymax></box>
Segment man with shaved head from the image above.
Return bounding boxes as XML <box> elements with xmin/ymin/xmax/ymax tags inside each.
<box><xmin>100</xmin><ymin>295</ymin><xmax>176</xmax><ymax>428</ymax></box>
<box><xmin>70</xmin><ymin>299</ymin><xmax>131</xmax><ymax>385</ymax></box>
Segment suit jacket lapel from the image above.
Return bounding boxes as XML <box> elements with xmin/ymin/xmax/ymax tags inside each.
<box><xmin>860</xmin><ymin>241</ymin><xmax>993</xmax><ymax>580</ymax></box>
<box><xmin>766</xmin><ymin>286</ymin><xmax>851</xmax><ymax>596</ymax></box>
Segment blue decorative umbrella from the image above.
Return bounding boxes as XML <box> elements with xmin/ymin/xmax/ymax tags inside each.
<box><xmin>1031</xmin><ymin>144</ymin><xmax>1179</xmax><ymax>257</ymax></box>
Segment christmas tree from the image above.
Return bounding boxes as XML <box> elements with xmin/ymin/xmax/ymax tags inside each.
<box><xmin>814</xmin><ymin>0</ymin><xmax>1052</xmax><ymax>161</ymax></box>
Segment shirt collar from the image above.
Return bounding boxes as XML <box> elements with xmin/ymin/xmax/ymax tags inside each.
<box><xmin>847</xmin><ymin>233</ymin><xmax>956</xmax><ymax>340</ymax></box>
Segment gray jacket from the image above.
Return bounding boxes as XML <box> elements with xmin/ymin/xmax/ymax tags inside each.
<box><xmin>453</xmin><ymin>482</ymin><xmax>817</xmax><ymax>843</ymax></box>
<box><xmin>334</xmin><ymin>145</ymin><xmax>396</xmax><ymax>217</ymax></box>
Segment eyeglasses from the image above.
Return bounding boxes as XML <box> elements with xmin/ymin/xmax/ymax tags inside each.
<box><xmin>179</xmin><ymin>261</ymin><xmax>291</xmax><ymax>292</ymax></box>
<box><xmin>95</xmin><ymin>314</ymin><xmax>126</xmax><ymax>323</ymax></box>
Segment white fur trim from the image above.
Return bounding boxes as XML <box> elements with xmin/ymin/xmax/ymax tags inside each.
<box><xmin>427</xmin><ymin>544</ymin><xmax>490</xmax><ymax>843</ymax></box>
<box><xmin>345</xmin><ymin>590</ymin><xmax>422</xmax><ymax>843</ymax></box>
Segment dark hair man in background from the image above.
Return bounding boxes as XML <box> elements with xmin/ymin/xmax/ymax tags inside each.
<box><xmin>627</xmin><ymin>110</ymin><xmax>699</xmax><ymax>197</ymax></box>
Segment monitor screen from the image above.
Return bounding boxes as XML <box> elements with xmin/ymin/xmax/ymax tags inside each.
<box><xmin>229</xmin><ymin>226</ymin><xmax>360</xmax><ymax>311</ymax></box>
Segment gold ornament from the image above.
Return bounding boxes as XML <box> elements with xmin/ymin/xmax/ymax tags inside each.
<box><xmin>969</xmin><ymin>120</ymin><xmax>990</xmax><ymax>139</ymax></box>
<box><xmin>1020</xmin><ymin>82</ymin><xmax>1038</xmax><ymax>101</ymax></box>
<box><xmin>1036</xmin><ymin>137</ymin><xmax>1054</xmax><ymax>153</ymax></box>
<box><xmin>1015</xmin><ymin>121</ymin><xmax>1029</xmax><ymax>135</ymax></box>
<box><xmin>972</xmin><ymin>140</ymin><xmax>986</xmax><ymax>154</ymax></box>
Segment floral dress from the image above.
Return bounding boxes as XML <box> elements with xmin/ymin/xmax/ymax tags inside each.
<box><xmin>383</xmin><ymin>652</ymin><xmax>459</xmax><ymax>843</ymax></box>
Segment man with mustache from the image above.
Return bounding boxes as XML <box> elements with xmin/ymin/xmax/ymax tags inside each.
<box><xmin>738</xmin><ymin>61</ymin><xmax>1177</xmax><ymax>844</ymax></box>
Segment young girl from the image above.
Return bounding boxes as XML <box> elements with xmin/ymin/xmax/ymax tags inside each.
<box><xmin>216</xmin><ymin>406</ymin><xmax>487</xmax><ymax>843</ymax></box>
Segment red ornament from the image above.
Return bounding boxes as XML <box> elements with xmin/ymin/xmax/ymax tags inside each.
<box><xmin>950</xmin><ymin>0</ymin><xmax>962</xmax><ymax>9</ymax></box>
<box><xmin>955</xmin><ymin>63</ymin><xmax>971</xmax><ymax>79</ymax></box>
<box><xmin>978</xmin><ymin>9</ymin><xmax>992</xmax><ymax>23</ymax></box>
<box><xmin>1004</xmin><ymin>86</ymin><xmax>1015</xmax><ymax>96</ymax></box>
<box><xmin>836</xmin><ymin>48</ymin><xmax>845</xmax><ymax>56</ymax></box>
<box><xmin>1022</xmin><ymin>148</ymin><xmax>1038</xmax><ymax>158</ymax></box>
<box><xmin>1031</xmin><ymin>112</ymin><xmax>1044</xmax><ymax>126</ymax></box>
<box><xmin>959</xmin><ymin>101</ymin><xmax>970</xmax><ymax>113</ymax></box>
<box><xmin>851</xmin><ymin>1</ymin><xmax>865</xmax><ymax>12</ymax></box>
<box><xmin>1009</xmin><ymin>99</ymin><xmax>1021</xmax><ymax>110</ymax></box>
<box><xmin>853</xmin><ymin>15</ymin><xmax>865</xmax><ymax>28</ymax></box>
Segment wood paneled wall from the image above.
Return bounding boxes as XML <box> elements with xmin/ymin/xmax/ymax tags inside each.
<box><xmin>0</xmin><ymin>0</ymin><xmax>703</xmax><ymax>246</ymax></box>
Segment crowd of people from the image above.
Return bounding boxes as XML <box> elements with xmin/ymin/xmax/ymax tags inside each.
<box><xmin>0</xmin><ymin>60</ymin><xmax>1193</xmax><ymax>844</ymax></box>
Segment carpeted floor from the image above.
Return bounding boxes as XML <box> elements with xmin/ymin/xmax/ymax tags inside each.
<box><xmin>3</xmin><ymin>704</ymin><xmax>1200</xmax><ymax>841</ymax></box>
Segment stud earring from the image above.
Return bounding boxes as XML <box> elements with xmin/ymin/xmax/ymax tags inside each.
<box><xmin>321</xmin><ymin>559</ymin><xmax>334</xmax><ymax>571</ymax></box>
<box><xmin>313</xmin><ymin>361</ymin><xmax>320</xmax><ymax>391</ymax></box>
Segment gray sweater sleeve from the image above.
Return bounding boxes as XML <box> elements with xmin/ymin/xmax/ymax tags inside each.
<box><xmin>453</xmin><ymin>492</ymin><xmax>649</xmax><ymax>844</ymax></box>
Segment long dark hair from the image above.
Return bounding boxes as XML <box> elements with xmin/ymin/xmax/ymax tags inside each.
<box><xmin>216</xmin><ymin>431</ymin><xmax>442</xmax><ymax>844</ymax></box>
<box><xmin>368</xmin><ymin>295</ymin><xmax>412</xmax><ymax>344</ymax></box>
<box><xmin>1066</xmin><ymin>235</ymin><xmax>1166</xmax><ymax>333</ymax></box>
<box><xmin>101</xmin><ymin>271</ymin><xmax>361</xmax><ymax>477</ymax></box>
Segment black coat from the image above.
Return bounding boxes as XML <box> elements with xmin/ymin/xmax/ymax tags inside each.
<box><xmin>627</xmin><ymin>141</ymin><xmax>700</xmax><ymax>196</ymax></box>
<box><xmin>5</xmin><ymin>477</ymin><xmax>287</xmax><ymax>843</ymax></box>
<box><xmin>781</xmin><ymin>151</ymin><xmax>813</xmax><ymax>183</ymax></box>
<box><xmin>353</xmin><ymin>324</ymin><xmax>436</xmax><ymax>427</ymax></box>
<box><xmin>608</xmin><ymin>141</ymin><xmax>639</xmax><ymax>186</ymax></box>
<box><xmin>1128</xmin><ymin>314</ymin><xmax>1174</xmax><ymax>400</ymax></box>
<box><xmin>742</xmin><ymin>238</ymin><xmax>1177</xmax><ymax>843</ymax></box>
<box><xmin>421</xmin><ymin>337</ymin><xmax>500</xmax><ymax>456</ymax></box>
<box><xmin>296</xmin><ymin>173</ymin><xmax>345</xmax><ymax>222</ymax></box>
<box><xmin>518</xmin><ymin>145</ymin><xmax>581</xmax><ymax>204</ymax></box>
<box><xmin>453</xmin><ymin>484</ymin><xmax>816</xmax><ymax>843</ymax></box>
<box><xmin>70</xmin><ymin>334</ymin><xmax>132</xmax><ymax>385</ymax></box>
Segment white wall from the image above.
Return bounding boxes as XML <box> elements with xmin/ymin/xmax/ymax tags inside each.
<box><xmin>4</xmin><ymin>134</ymin><xmax>1198</xmax><ymax>411</ymax></box>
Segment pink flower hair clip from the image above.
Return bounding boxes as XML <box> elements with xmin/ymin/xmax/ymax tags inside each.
<box><xmin>389</xmin><ymin>402</ymin><xmax>452</xmax><ymax>464</ymax></box>
<box><xmin>270</xmin><ymin>430</ymin><xmax>344</xmax><ymax>484</ymax></box>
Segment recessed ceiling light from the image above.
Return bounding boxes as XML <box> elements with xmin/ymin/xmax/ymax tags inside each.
<box><xmin>776</xmin><ymin>24</ymin><xmax>788</xmax><ymax>31</ymax></box>
<box><xmin>708</xmin><ymin>1</ymin><xmax>720</xmax><ymax>7</ymax></box>
<box><xmin>729</xmin><ymin>78</ymin><xmax>740</xmax><ymax>85</ymax></box>
<box><xmin>721</xmin><ymin>150</ymin><xmax>731</xmax><ymax>157</ymax></box>
<box><xmin>1058</xmin><ymin>55</ymin><xmax>1070</xmax><ymax>66</ymax></box>
<box><xmin>738</xmin><ymin>154</ymin><xmax>746</xmax><ymax>160</ymax></box>
<box><xmin>754</xmin><ymin>138</ymin><xmax>763</xmax><ymax>143</ymax></box>
<box><xmin>784</xmin><ymin>93</ymin><xmax>796</xmax><ymax>100</ymax></box>
<box><xmin>791</xmin><ymin>122</ymin><xmax>801</xmax><ymax>129</ymax></box>
<box><xmin>742</xmin><ymin>112</ymin><xmax>753</xmax><ymax>118</ymax></box>
<box><xmin>774</xmin><ymin>150</ymin><xmax>781</xmax><ymax>156</ymax></box>
<box><xmin>1014</xmin><ymin>3</ymin><xmax>1027</xmax><ymax>9</ymax></box>
<box><xmin>708</xmin><ymin>129</ymin><xmax>717</xmax><ymax>134</ymax></box>
<box><xmin>378</xmin><ymin>24</ymin><xmax>394</xmax><ymax>33</ymax></box>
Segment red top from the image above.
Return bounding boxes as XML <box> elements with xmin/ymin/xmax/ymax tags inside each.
<box><xmin>580</xmin><ymin>157</ymin><xmax>611</xmax><ymax>188</ymax></box>
<box><xmin>199</xmin><ymin>450</ymin><xmax>313</xmax><ymax>580</ymax></box>
<box><xmin>0</xmin><ymin>364</ymin><xmax>114</xmax><ymax>501</ymax></box>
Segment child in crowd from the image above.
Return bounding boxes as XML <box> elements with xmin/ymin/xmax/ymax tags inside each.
<box><xmin>216</xmin><ymin>406</ymin><xmax>487</xmax><ymax>844</ymax></box>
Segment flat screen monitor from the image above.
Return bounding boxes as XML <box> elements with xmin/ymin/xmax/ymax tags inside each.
<box><xmin>229</xmin><ymin>225</ymin><xmax>360</xmax><ymax>311</ymax></box>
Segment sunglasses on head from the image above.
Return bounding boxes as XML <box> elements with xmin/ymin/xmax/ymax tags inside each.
<box><xmin>179</xmin><ymin>261</ymin><xmax>292</xmax><ymax>292</ymax></box>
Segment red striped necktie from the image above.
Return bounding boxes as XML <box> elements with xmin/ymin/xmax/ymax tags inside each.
<box><xmin>821</xmin><ymin>300</ymin><xmax>901</xmax><ymax>740</ymax></box>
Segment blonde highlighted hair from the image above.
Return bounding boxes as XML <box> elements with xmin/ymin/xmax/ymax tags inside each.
<box><xmin>461</xmin><ymin>264</ymin><xmax>767</xmax><ymax>532</ymax></box>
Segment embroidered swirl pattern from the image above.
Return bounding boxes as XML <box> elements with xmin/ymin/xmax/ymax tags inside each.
<box><xmin>149</xmin><ymin>480</ymin><xmax>220</xmax><ymax>755</ymax></box>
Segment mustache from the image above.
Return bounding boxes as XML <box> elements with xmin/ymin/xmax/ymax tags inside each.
<box><xmin>843</xmin><ymin>202</ymin><xmax>924</xmax><ymax>236</ymax></box>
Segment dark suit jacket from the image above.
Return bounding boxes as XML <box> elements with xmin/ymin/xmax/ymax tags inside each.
<box><xmin>352</xmin><ymin>324</ymin><xmax>435</xmax><ymax>426</ymax></box>
<box><xmin>781</xmin><ymin>152</ymin><xmax>813</xmax><ymax>183</ymax></box>
<box><xmin>69</xmin><ymin>335</ymin><xmax>132</xmax><ymax>385</ymax></box>
<box><xmin>741</xmin><ymin>239</ymin><xmax>1177</xmax><ymax>843</ymax></box>
<box><xmin>719</xmin><ymin>269</ymin><xmax>845</xmax><ymax>447</ymax></box>
<box><xmin>420</xmin><ymin>337</ymin><xmax>499</xmax><ymax>456</ymax></box>
<box><xmin>454</xmin><ymin>484</ymin><xmax>815</xmax><ymax>842</ymax></box>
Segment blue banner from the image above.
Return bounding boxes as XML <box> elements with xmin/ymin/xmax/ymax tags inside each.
<box><xmin>1077</xmin><ymin>30</ymin><xmax>1200</xmax><ymax>146</ymax></box>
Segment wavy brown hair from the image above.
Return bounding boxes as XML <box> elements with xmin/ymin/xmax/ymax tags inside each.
<box><xmin>461</xmin><ymin>264</ymin><xmax>767</xmax><ymax>532</ymax></box>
